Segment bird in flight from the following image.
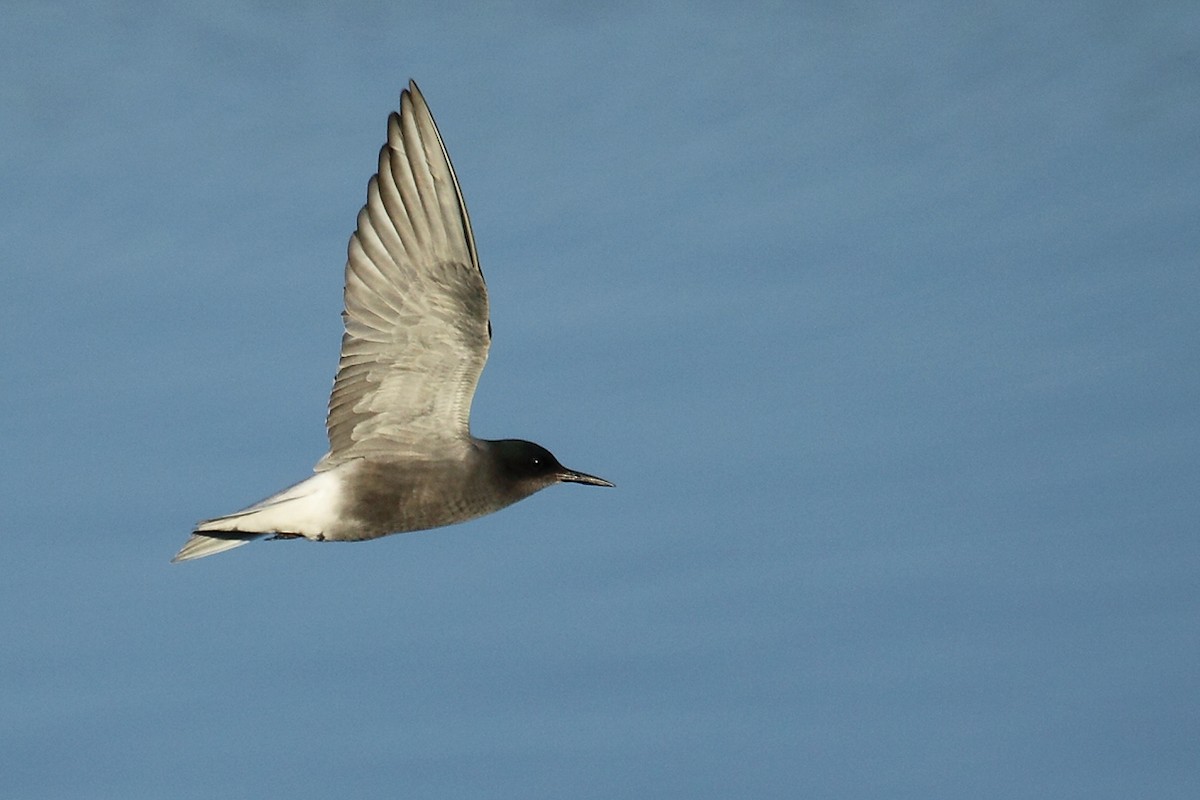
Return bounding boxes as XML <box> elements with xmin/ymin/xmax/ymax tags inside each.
<box><xmin>172</xmin><ymin>81</ymin><xmax>611</xmax><ymax>563</ymax></box>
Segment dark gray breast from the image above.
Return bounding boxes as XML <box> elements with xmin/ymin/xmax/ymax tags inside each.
<box><xmin>333</xmin><ymin>443</ymin><xmax>546</xmax><ymax>541</ymax></box>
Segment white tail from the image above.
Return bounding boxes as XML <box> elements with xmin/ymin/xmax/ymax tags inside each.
<box><xmin>171</xmin><ymin>470</ymin><xmax>344</xmax><ymax>562</ymax></box>
<box><xmin>171</xmin><ymin>531</ymin><xmax>265</xmax><ymax>562</ymax></box>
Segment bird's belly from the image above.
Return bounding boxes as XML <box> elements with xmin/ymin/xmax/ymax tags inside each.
<box><xmin>326</xmin><ymin>459</ymin><xmax>507</xmax><ymax>541</ymax></box>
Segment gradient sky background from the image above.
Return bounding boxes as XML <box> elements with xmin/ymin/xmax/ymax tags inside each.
<box><xmin>3</xmin><ymin>2</ymin><xmax>1198</xmax><ymax>798</ymax></box>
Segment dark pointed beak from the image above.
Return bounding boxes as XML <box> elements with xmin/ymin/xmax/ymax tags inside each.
<box><xmin>557</xmin><ymin>467</ymin><xmax>614</xmax><ymax>488</ymax></box>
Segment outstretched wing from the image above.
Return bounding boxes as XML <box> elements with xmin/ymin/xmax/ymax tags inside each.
<box><xmin>317</xmin><ymin>81</ymin><xmax>489</xmax><ymax>471</ymax></box>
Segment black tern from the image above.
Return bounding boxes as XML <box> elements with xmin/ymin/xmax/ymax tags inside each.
<box><xmin>172</xmin><ymin>81</ymin><xmax>611</xmax><ymax>563</ymax></box>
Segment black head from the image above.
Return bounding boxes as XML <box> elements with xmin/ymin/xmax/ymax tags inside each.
<box><xmin>488</xmin><ymin>439</ymin><xmax>613</xmax><ymax>489</ymax></box>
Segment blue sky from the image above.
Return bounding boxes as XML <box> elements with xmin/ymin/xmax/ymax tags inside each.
<box><xmin>3</xmin><ymin>2</ymin><xmax>1198</xmax><ymax>797</ymax></box>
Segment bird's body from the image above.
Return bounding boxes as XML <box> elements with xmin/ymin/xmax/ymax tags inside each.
<box><xmin>172</xmin><ymin>82</ymin><xmax>610</xmax><ymax>563</ymax></box>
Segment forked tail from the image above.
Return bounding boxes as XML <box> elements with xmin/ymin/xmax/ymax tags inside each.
<box><xmin>171</xmin><ymin>531</ymin><xmax>267</xmax><ymax>563</ymax></box>
<box><xmin>170</xmin><ymin>470</ymin><xmax>340</xmax><ymax>563</ymax></box>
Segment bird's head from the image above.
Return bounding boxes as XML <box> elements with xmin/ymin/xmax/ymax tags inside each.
<box><xmin>487</xmin><ymin>439</ymin><xmax>613</xmax><ymax>494</ymax></box>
